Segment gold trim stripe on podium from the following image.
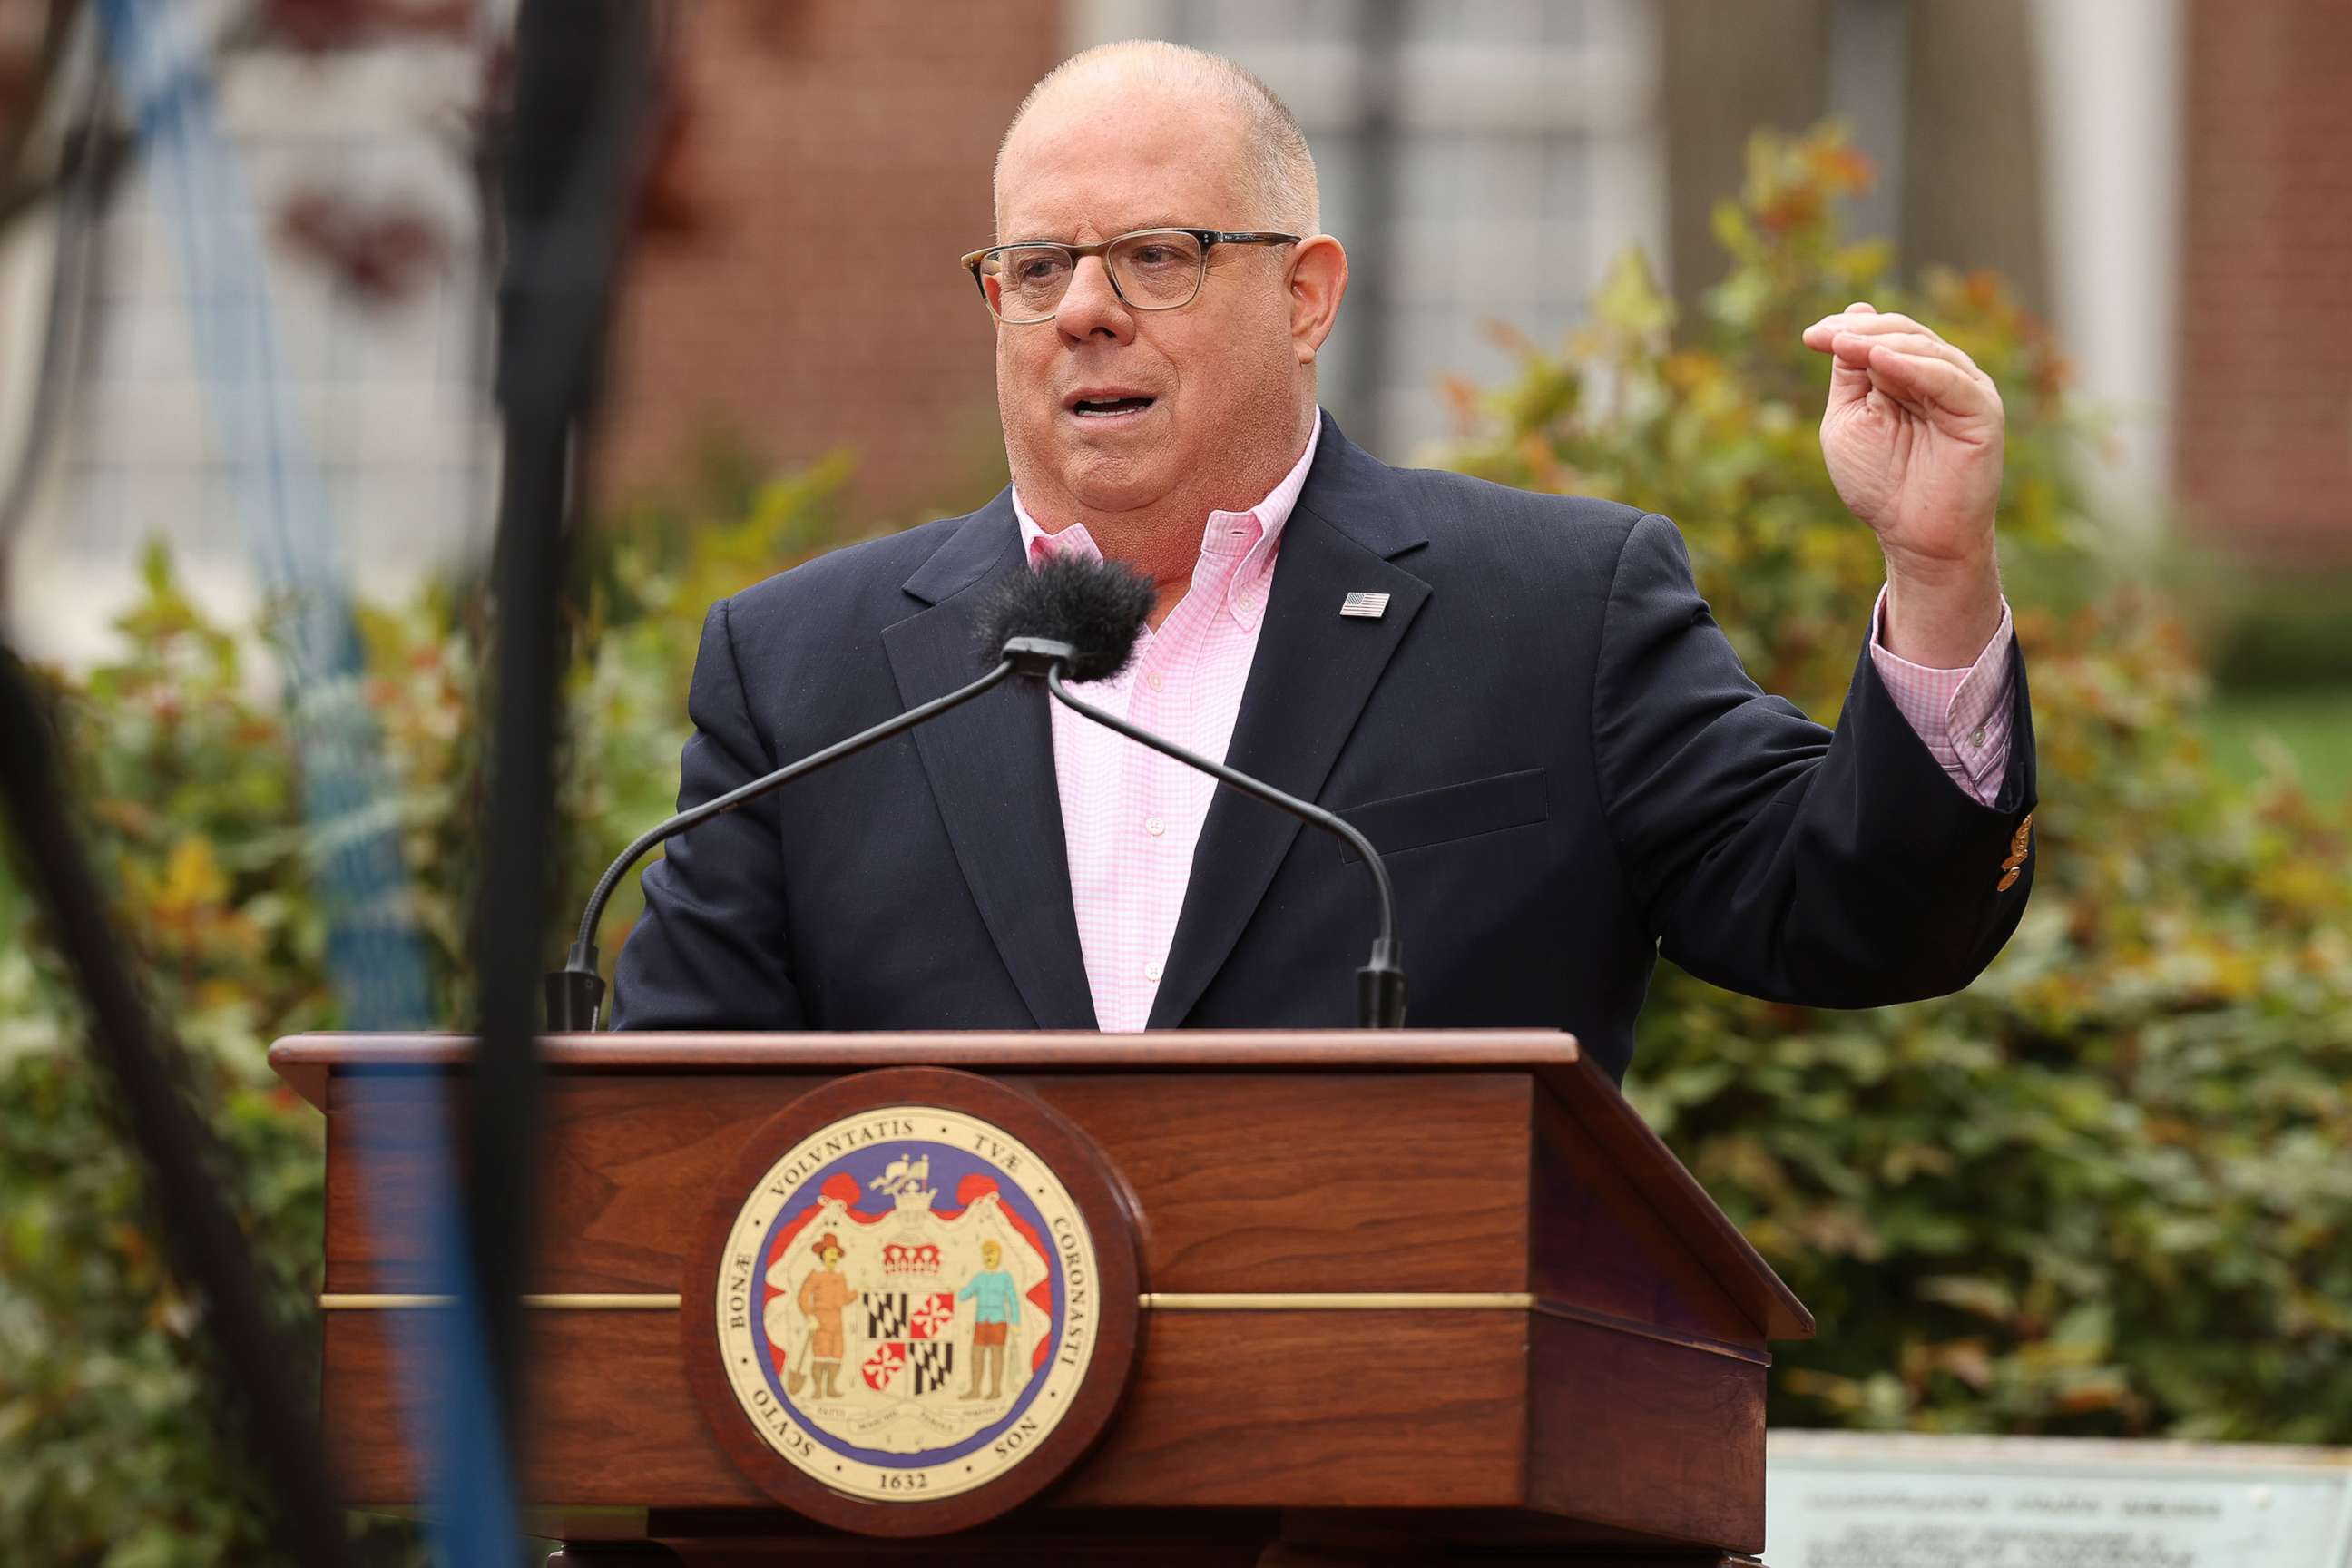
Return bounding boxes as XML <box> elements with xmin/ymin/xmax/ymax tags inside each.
<box><xmin>317</xmin><ymin>1290</ymin><xmax>1537</xmax><ymax>1312</ymax></box>
<box><xmin>1142</xmin><ymin>1291</ymin><xmax>1534</xmax><ymax>1310</ymax></box>
<box><xmin>319</xmin><ymin>1292</ymin><xmax>685</xmax><ymax>1310</ymax></box>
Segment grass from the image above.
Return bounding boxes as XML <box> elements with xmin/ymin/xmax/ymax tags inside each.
<box><xmin>2199</xmin><ymin>687</ymin><xmax>2352</xmax><ymax>801</ymax></box>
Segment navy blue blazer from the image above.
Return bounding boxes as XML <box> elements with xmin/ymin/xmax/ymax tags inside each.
<box><xmin>612</xmin><ymin>415</ymin><xmax>2037</xmax><ymax>1081</ymax></box>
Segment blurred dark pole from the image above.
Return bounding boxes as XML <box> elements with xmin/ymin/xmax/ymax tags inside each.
<box><xmin>0</xmin><ymin>652</ymin><xmax>356</xmax><ymax>1568</ymax></box>
<box><xmin>468</xmin><ymin>0</ymin><xmax>657</xmax><ymax>1504</ymax></box>
<box><xmin>1344</xmin><ymin>0</ymin><xmax>1403</xmax><ymax>453</ymax></box>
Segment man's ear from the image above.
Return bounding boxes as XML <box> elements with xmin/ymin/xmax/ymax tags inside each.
<box><xmin>1289</xmin><ymin>235</ymin><xmax>1348</xmax><ymax>364</ymax></box>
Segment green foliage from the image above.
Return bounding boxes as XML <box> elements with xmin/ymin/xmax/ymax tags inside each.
<box><xmin>0</xmin><ymin>1036</ymin><xmax>327</xmax><ymax>1565</ymax></box>
<box><xmin>1443</xmin><ymin>126</ymin><xmax>2352</xmax><ymax>1441</ymax></box>
<box><xmin>0</xmin><ymin>470</ymin><xmax>859</xmax><ymax>1562</ymax></box>
<box><xmin>0</xmin><ymin>542</ymin><xmax>382</xmax><ymax>1563</ymax></box>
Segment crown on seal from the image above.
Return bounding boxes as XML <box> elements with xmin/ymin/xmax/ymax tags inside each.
<box><xmin>881</xmin><ymin>1240</ymin><xmax>943</xmax><ymax>1276</ymax></box>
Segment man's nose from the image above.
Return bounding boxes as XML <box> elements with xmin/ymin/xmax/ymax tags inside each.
<box><xmin>1055</xmin><ymin>254</ymin><xmax>1133</xmax><ymax>342</ymax></box>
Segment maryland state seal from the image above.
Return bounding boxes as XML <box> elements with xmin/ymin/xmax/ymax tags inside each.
<box><xmin>684</xmin><ymin>1069</ymin><xmax>1140</xmax><ymax>1534</ymax></box>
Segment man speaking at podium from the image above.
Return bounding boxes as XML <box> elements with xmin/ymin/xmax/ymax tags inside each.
<box><xmin>610</xmin><ymin>42</ymin><xmax>2036</xmax><ymax>1082</ymax></box>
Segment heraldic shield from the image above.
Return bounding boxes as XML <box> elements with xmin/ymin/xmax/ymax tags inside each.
<box><xmin>684</xmin><ymin>1068</ymin><xmax>1142</xmax><ymax>1536</ymax></box>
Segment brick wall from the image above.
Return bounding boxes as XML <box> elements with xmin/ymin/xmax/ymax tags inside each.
<box><xmin>2177</xmin><ymin>0</ymin><xmax>2352</xmax><ymax>562</ymax></box>
<box><xmin>596</xmin><ymin>2</ymin><xmax>1059</xmax><ymax>523</ymax></box>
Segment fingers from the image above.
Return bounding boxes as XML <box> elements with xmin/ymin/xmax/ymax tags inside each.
<box><xmin>1803</xmin><ymin>301</ymin><xmax>1889</xmax><ymax>351</ymax></box>
<box><xmin>1802</xmin><ymin>303</ymin><xmax>1998</xmax><ymax>422</ymax></box>
<box><xmin>1831</xmin><ymin>328</ymin><xmax>1981</xmax><ymax>378</ymax></box>
<box><xmin>1856</xmin><ymin>342</ymin><xmax>2002</xmax><ymax>426</ymax></box>
<box><xmin>1828</xmin><ymin>318</ymin><xmax>1981</xmax><ymax>368</ymax></box>
<box><xmin>1827</xmin><ymin>330</ymin><xmax>1956</xmax><ymax>409</ymax></box>
<box><xmin>1803</xmin><ymin>304</ymin><xmax>1967</xmax><ymax>353</ymax></box>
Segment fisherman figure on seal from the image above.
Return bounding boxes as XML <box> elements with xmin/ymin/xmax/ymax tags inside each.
<box><xmin>956</xmin><ymin>1239</ymin><xmax>1022</xmax><ymax>1401</ymax></box>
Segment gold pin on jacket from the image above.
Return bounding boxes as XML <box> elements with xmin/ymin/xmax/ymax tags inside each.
<box><xmin>1997</xmin><ymin>811</ymin><xmax>2034</xmax><ymax>890</ymax></box>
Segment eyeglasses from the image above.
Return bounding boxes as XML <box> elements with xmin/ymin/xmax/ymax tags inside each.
<box><xmin>960</xmin><ymin>227</ymin><xmax>1300</xmax><ymax>325</ymax></box>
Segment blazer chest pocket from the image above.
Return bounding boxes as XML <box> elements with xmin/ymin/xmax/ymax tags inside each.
<box><xmin>1333</xmin><ymin>768</ymin><xmax>1549</xmax><ymax>864</ymax></box>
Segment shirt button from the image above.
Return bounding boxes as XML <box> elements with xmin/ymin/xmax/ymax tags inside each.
<box><xmin>1147</xmin><ymin>671</ymin><xmax>1165</xmax><ymax>692</ymax></box>
<box><xmin>1970</xmin><ymin>726</ymin><xmax>1987</xmax><ymax>748</ymax></box>
<box><xmin>1238</xmin><ymin>593</ymin><xmax>1258</xmax><ymax>611</ymax></box>
<box><xmin>1143</xmin><ymin>959</ymin><xmax>1163</xmax><ymax>982</ymax></box>
<box><xmin>1145</xmin><ymin>817</ymin><xmax>1166</xmax><ymax>837</ymax></box>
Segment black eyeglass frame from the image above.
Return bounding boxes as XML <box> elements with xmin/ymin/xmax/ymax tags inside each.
<box><xmin>960</xmin><ymin>227</ymin><xmax>1302</xmax><ymax>323</ymax></box>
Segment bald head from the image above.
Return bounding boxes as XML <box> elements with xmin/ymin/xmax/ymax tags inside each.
<box><xmin>995</xmin><ymin>41</ymin><xmax>1319</xmax><ymax>239</ymax></box>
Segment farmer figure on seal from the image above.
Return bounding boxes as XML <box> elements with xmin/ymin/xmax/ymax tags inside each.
<box><xmin>796</xmin><ymin>1231</ymin><xmax>854</xmax><ymax>1401</ymax></box>
<box><xmin>956</xmin><ymin>1239</ymin><xmax>1022</xmax><ymax>1401</ymax></box>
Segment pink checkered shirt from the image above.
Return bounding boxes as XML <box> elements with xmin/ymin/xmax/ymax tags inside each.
<box><xmin>1870</xmin><ymin>586</ymin><xmax>2016</xmax><ymax>804</ymax></box>
<box><xmin>1014</xmin><ymin>420</ymin><xmax>2015</xmax><ymax>1032</ymax></box>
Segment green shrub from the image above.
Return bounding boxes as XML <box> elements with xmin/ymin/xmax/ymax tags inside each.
<box><xmin>1442</xmin><ymin>127</ymin><xmax>2352</xmax><ymax>1439</ymax></box>
<box><xmin>1</xmin><ymin>547</ymin><xmax>374</xmax><ymax>1563</ymax></box>
<box><xmin>0</xmin><ymin>462</ymin><xmax>861</xmax><ymax>1562</ymax></box>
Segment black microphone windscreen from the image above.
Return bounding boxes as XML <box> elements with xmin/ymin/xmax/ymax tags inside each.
<box><xmin>975</xmin><ymin>552</ymin><xmax>1156</xmax><ymax>682</ymax></box>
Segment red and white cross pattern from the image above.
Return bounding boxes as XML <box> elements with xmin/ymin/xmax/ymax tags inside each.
<box><xmin>861</xmin><ymin>1341</ymin><xmax>906</xmax><ymax>1393</ymax></box>
<box><xmin>910</xmin><ymin>1292</ymin><xmax>956</xmax><ymax>1339</ymax></box>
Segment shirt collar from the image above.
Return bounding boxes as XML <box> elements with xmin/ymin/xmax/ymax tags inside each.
<box><xmin>1012</xmin><ymin>411</ymin><xmax>1323</xmax><ymax>597</ymax></box>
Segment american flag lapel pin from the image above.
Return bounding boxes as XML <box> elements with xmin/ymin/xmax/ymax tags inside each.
<box><xmin>1339</xmin><ymin>591</ymin><xmax>1390</xmax><ymax>620</ymax></box>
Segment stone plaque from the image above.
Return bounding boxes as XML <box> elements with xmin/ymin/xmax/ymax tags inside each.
<box><xmin>1767</xmin><ymin>1432</ymin><xmax>2352</xmax><ymax>1568</ymax></box>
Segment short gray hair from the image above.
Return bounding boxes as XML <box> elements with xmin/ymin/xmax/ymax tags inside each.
<box><xmin>995</xmin><ymin>40</ymin><xmax>1320</xmax><ymax>236</ymax></box>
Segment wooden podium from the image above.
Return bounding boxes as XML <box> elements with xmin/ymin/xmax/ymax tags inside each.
<box><xmin>271</xmin><ymin>1030</ymin><xmax>1810</xmax><ymax>1565</ymax></box>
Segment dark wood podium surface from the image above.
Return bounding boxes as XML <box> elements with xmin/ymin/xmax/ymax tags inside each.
<box><xmin>275</xmin><ymin>1030</ymin><xmax>1806</xmax><ymax>1565</ymax></box>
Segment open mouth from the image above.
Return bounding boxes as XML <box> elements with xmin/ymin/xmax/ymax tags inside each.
<box><xmin>1070</xmin><ymin>396</ymin><xmax>1155</xmax><ymax>418</ymax></box>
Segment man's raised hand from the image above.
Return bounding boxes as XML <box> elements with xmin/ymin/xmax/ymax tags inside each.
<box><xmin>1802</xmin><ymin>300</ymin><xmax>2007</xmax><ymax>665</ymax></box>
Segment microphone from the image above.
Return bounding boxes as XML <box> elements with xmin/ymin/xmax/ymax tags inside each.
<box><xmin>984</xmin><ymin>554</ymin><xmax>1409</xmax><ymax>1029</ymax></box>
<box><xmin>974</xmin><ymin>551</ymin><xmax>1157</xmax><ymax>683</ymax></box>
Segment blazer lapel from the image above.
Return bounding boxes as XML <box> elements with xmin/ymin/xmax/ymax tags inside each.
<box><xmin>1146</xmin><ymin>420</ymin><xmax>1430</xmax><ymax>1028</ymax></box>
<box><xmin>881</xmin><ymin>500</ymin><xmax>1098</xmax><ymax>1029</ymax></box>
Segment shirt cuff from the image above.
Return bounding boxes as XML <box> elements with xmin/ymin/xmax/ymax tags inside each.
<box><xmin>1868</xmin><ymin>585</ymin><xmax>2016</xmax><ymax>808</ymax></box>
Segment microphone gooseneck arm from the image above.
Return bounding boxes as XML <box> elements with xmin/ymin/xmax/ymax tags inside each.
<box><xmin>547</xmin><ymin>658</ymin><xmax>1019</xmax><ymax>1029</ymax></box>
<box><xmin>1043</xmin><ymin>665</ymin><xmax>1407</xmax><ymax>1028</ymax></box>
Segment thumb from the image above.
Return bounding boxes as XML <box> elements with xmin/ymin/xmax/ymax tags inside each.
<box><xmin>1821</xmin><ymin>300</ymin><xmax>1879</xmax><ymax>411</ymax></box>
<box><xmin>1826</xmin><ymin>337</ymin><xmax>1873</xmax><ymax>410</ymax></box>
